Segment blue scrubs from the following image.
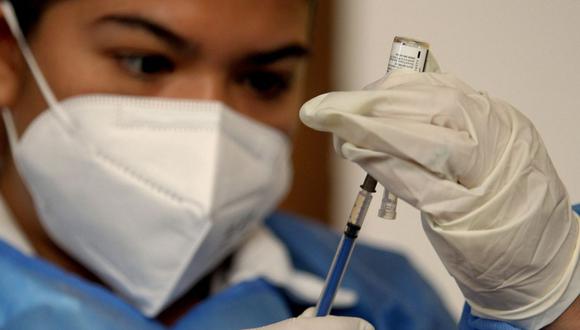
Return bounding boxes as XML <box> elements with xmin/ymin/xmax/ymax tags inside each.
<box><xmin>2</xmin><ymin>209</ymin><xmax>577</xmax><ymax>329</ymax></box>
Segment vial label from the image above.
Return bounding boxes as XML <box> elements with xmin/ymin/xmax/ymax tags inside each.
<box><xmin>387</xmin><ymin>41</ymin><xmax>428</xmax><ymax>73</ymax></box>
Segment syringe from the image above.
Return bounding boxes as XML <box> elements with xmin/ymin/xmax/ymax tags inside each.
<box><xmin>314</xmin><ymin>36</ymin><xmax>430</xmax><ymax>317</ymax></box>
<box><xmin>315</xmin><ymin>175</ymin><xmax>377</xmax><ymax>316</ymax></box>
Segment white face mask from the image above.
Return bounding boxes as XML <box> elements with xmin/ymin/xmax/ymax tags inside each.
<box><xmin>0</xmin><ymin>2</ymin><xmax>292</xmax><ymax>316</ymax></box>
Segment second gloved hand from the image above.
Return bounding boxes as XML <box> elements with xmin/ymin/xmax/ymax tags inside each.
<box><xmin>247</xmin><ymin>308</ymin><xmax>374</xmax><ymax>330</ymax></box>
<box><xmin>300</xmin><ymin>71</ymin><xmax>579</xmax><ymax>328</ymax></box>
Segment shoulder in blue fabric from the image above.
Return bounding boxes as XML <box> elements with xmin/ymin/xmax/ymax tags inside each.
<box><xmin>0</xmin><ymin>240</ymin><xmax>162</xmax><ymax>330</ymax></box>
<box><xmin>0</xmin><ymin>239</ymin><xmax>296</xmax><ymax>330</ymax></box>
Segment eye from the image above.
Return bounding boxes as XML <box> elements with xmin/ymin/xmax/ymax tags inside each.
<box><xmin>115</xmin><ymin>53</ymin><xmax>176</xmax><ymax>76</ymax></box>
<box><xmin>237</xmin><ymin>71</ymin><xmax>292</xmax><ymax>100</ymax></box>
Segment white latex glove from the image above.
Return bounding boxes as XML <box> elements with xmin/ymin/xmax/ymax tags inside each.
<box><xmin>246</xmin><ymin>307</ymin><xmax>374</xmax><ymax>330</ymax></box>
<box><xmin>300</xmin><ymin>70</ymin><xmax>580</xmax><ymax>329</ymax></box>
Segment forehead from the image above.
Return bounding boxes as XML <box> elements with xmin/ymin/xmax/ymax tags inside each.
<box><xmin>45</xmin><ymin>0</ymin><xmax>310</xmax><ymax>52</ymax></box>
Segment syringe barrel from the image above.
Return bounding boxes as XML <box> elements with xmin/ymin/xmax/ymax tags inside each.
<box><xmin>315</xmin><ymin>226</ymin><xmax>358</xmax><ymax>316</ymax></box>
<box><xmin>315</xmin><ymin>186</ymin><xmax>373</xmax><ymax>316</ymax></box>
<box><xmin>348</xmin><ymin>189</ymin><xmax>373</xmax><ymax>227</ymax></box>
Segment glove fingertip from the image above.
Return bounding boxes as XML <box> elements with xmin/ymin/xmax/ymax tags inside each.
<box><xmin>299</xmin><ymin>307</ymin><xmax>316</xmax><ymax>318</ymax></box>
<box><xmin>299</xmin><ymin>93</ymin><xmax>330</xmax><ymax>127</ymax></box>
<box><xmin>360</xmin><ymin>320</ymin><xmax>375</xmax><ymax>330</ymax></box>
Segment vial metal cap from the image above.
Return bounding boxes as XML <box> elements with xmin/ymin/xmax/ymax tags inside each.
<box><xmin>393</xmin><ymin>36</ymin><xmax>430</xmax><ymax>50</ymax></box>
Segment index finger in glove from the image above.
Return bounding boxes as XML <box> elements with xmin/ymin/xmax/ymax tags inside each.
<box><xmin>300</xmin><ymin>73</ymin><xmax>487</xmax><ymax>182</ymax></box>
<box><xmin>339</xmin><ymin>141</ymin><xmax>482</xmax><ymax>220</ymax></box>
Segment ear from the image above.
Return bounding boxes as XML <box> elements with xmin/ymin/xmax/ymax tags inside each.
<box><xmin>0</xmin><ymin>11</ymin><xmax>24</xmax><ymax>109</ymax></box>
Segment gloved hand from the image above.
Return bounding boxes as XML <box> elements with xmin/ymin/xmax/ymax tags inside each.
<box><xmin>246</xmin><ymin>307</ymin><xmax>374</xmax><ymax>330</ymax></box>
<box><xmin>300</xmin><ymin>69</ymin><xmax>580</xmax><ymax>329</ymax></box>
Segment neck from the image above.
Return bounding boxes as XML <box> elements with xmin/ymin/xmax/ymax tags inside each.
<box><xmin>156</xmin><ymin>274</ymin><xmax>212</xmax><ymax>326</ymax></box>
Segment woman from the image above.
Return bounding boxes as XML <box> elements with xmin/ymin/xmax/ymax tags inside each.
<box><xmin>0</xmin><ymin>0</ymin><xmax>577</xmax><ymax>329</ymax></box>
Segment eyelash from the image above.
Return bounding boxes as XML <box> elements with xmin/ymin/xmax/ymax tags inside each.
<box><xmin>114</xmin><ymin>52</ymin><xmax>176</xmax><ymax>77</ymax></box>
<box><xmin>113</xmin><ymin>52</ymin><xmax>293</xmax><ymax>100</ymax></box>
<box><xmin>236</xmin><ymin>70</ymin><xmax>293</xmax><ymax>100</ymax></box>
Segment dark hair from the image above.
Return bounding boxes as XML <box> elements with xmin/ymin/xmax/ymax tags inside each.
<box><xmin>9</xmin><ymin>0</ymin><xmax>317</xmax><ymax>36</ymax></box>
<box><xmin>8</xmin><ymin>0</ymin><xmax>59</xmax><ymax>35</ymax></box>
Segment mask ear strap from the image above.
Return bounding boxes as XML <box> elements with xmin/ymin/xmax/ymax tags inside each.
<box><xmin>2</xmin><ymin>108</ymin><xmax>20</xmax><ymax>153</ymax></box>
<box><xmin>0</xmin><ymin>1</ymin><xmax>71</xmax><ymax>127</ymax></box>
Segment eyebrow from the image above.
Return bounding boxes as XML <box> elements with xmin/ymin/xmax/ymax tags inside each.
<box><xmin>95</xmin><ymin>15</ymin><xmax>193</xmax><ymax>51</ymax></box>
<box><xmin>94</xmin><ymin>14</ymin><xmax>310</xmax><ymax>65</ymax></box>
<box><xmin>244</xmin><ymin>45</ymin><xmax>310</xmax><ymax>66</ymax></box>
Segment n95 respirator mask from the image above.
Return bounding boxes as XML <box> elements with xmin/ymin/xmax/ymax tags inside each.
<box><xmin>0</xmin><ymin>1</ymin><xmax>291</xmax><ymax>316</ymax></box>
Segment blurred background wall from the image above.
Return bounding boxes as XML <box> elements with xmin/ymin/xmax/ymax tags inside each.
<box><xmin>330</xmin><ymin>0</ymin><xmax>580</xmax><ymax>320</ymax></box>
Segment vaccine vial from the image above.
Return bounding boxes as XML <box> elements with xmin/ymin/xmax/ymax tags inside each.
<box><xmin>378</xmin><ymin>36</ymin><xmax>430</xmax><ymax>220</ymax></box>
<box><xmin>386</xmin><ymin>37</ymin><xmax>429</xmax><ymax>73</ymax></box>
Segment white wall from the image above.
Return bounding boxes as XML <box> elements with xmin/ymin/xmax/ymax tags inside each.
<box><xmin>330</xmin><ymin>0</ymin><xmax>580</xmax><ymax>320</ymax></box>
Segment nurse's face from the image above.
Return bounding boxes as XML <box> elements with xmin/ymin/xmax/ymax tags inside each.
<box><xmin>2</xmin><ymin>0</ymin><xmax>310</xmax><ymax>137</ymax></box>
<box><xmin>0</xmin><ymin>0</ymin><xmax>311</xmax><ymax>287</ymax></box>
